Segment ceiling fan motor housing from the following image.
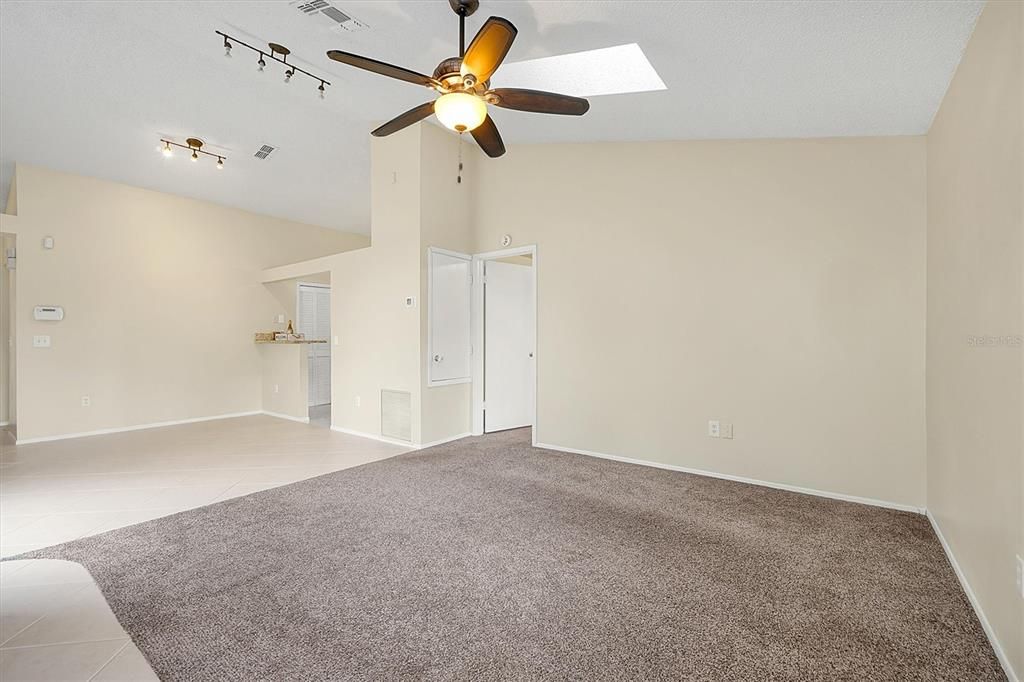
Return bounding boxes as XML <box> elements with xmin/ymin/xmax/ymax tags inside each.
<box><xmin>433</xmin><ymin>57</ymin><xmax>487</xmax><ymax>93</ymax></box>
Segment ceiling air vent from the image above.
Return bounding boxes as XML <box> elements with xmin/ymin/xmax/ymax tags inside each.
<box><xmin>290</xmin><ymin>0</ymin><xmax>368</xmax><ymax>32</ymax></box>
<box><xmin>254</xmin><ymin>144</ymin><xmax>276</xmax><ymax>160</ymax></box>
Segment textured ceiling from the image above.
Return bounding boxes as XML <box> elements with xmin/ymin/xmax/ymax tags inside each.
<box><xmin>0</xmin><ymin>0</ymin><xmax>983</xmax><ymax>233</ymax></box>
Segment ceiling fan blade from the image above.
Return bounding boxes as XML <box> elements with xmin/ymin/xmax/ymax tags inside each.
<box><xmin>371</xmin><ymin>101</ymin><xmax>437</xmax><ymax>137</ymax></box>
<box><xmin>489</xmin><ymin>88</ymin><xmax>590</xmax><ymax>116</ymax></box>
<box><xmin>460</xmin><ymin>17</ymin><xmax>517</xmax><ymax>83</ymax></box>
<box><xmin>470</xmin><ymin>115</ymin><xmax>505</xmax><ymax>158</ymax></box>
<box><xmin>327</xmin><ymin>50</ymin><xmax>440</xmax><ymax>88</ymax></box>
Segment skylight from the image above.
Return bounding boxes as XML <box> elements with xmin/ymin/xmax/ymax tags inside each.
<box><xmin>491</xmin><ymin>43</ymin><xmax>667</xmax><ymax>98</ymax></box>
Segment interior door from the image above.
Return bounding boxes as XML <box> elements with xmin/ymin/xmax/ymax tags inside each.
<box><xmin>297</xmin><ymin>284</ymin><xmax>331</xmax><ymax>407</ymax></box>
<box><xmin>484</xmin><ymin>260</ymin><xmax>534</xmax><ymax>432</ymax></box>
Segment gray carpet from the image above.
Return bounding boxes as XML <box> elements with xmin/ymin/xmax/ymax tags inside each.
<box><xmin>11</xmin><ymin>429</ymin><xmax>1004</xmax><ymax>680</ymax></box>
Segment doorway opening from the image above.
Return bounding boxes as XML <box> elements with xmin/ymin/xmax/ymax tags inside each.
<box><xmin>471</xmin><ymin>246</ymin><xmax>536</xmax><ymax>440</ymax></box>
<box><xmin>296</xmin><ymin>282</ymin><xmax>331</xmax><ymax>427</ymax></box>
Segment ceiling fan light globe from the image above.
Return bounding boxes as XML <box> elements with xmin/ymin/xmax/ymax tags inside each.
<box><xmin>434</xmin><ymin>92</ymin><xmax>487</xmax><ymax>133</ymax></box>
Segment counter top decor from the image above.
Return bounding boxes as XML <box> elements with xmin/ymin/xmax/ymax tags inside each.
<box><xmin>254</xmin><ymin>332</ymin><xmax>327</xmax><ymax>345</ymax></box>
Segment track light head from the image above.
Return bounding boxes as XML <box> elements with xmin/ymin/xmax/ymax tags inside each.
<box><xmin>223</xmin><ymin>37</ymin><xmax>232</xmax><ymax>57</ymax></box>
<box><xmin>216</xmin><ymin>157</ymin><xmax>224</xmax><ymax>170</ymax></box>
<box><xmin>162</xmin><ymin>141</ymin><xmax>172</xmax><ymax>158</ymax></box>
<box><xmin>284</xmin><ymin>68</ymin><xmax>294</xmax><ymax>83</ymax></box>
<box><xmin>258</xmin><ymin>54</ymin><xmax>266</xmax><ymax>71</ymax></box>
<box><xmin>191</xmin><ymin>150</ymin><xmax>198</xmax><ymax>161</ymax></box>
<box><xmin>319</xmin><ymin>81</ymin><xmax>326</xmax><ymax>99</ymax></box>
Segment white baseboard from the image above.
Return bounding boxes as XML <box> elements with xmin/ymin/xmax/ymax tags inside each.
<box><xmin>927</xmin><ymin>511</ymin><xmax>1019</xmax><ymax>682</ymax></box>
<box><xmin>534</xmin><ymin>441</ymin><xmax>926</xmax><ymax>515</ymax></box>
<box><xmin>418</xmin><ymin>432</ymin><xmax>472</xmax><ymax>449</ymax></box>
<box><xmin>329</xmin><ymin>426</ymin><xmax>471</xmax><ymax>450</ymax></box>
<box><xmin>260</xmin><ymin>411</ymin><xmax>310</xmax><ymax>424</ymax></box>
<box><xmin>329</xmin><ymin>425</ymin><xmax>414</xmax><ymax>448</ymax></box>
<box><xmin>14</xmin><ymin>411</ymin><xmax>263</xmax><ymax>445</ymax></box>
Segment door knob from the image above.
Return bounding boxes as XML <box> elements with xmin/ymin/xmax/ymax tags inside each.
<box><xmin>433</xmin><ymin>354</ymin><xmax>444</xmax><ymax>363</ymax></box>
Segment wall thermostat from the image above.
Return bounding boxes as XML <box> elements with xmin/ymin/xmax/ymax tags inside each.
<box><xmin>42</xmin><ymin>236</ymin><xmax>55</xmax><ymax>250</ymax></box>
<box><xmin>33</xmin><ymin>305</ymin><xmax>64</xmax><ymax>321</ymax></box>
<box><xmin>501</xmin><ymin>234</ymin><xmax>512</xmax><ymax>247</ymax></box>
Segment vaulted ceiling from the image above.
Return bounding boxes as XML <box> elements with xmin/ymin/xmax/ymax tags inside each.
<box><xmin>0</xmin><ymin>0</ymin><xmax>983</xmax><ymax>233</ymax></box>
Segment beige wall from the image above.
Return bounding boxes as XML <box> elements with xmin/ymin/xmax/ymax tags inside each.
<box><xmin>329</xmin><ymin>126</ymin><xmax>424</xmax><ymax>443</ymax></box>
<box><xmin>472</xmin><ymin>137</ymin><xmax>927</xmax><ymax>509</ymax></box>
<box><xmin>419</xmin><ymin>123</ymin><xmax>476</xmax><ymax>445</ymax></box>
<box><xmin>259</xmin><ymin>345</ymin><xmax>309</xmax><ymax>422</ymax></box>
<box><xmin>11</xmin><ymin>164</ymin><xmax>367</xmax><ymax>441</ymax></box>
<box><xmin>926</xmin><ymin>0</ymin><xmax>1023</xmax><ymax>676</ymax></box>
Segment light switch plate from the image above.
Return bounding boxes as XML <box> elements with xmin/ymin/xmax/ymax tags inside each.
<box><xmin>708</xmin><ymin>420</ymin><xmax>720</xmax><ymax>438</ymax></box>
<box><xmin>721</xmin><ymin>423</ymin><xmax>734</xmax><ymax>439</ymax></box>
<box><xmin>33</xmin><ymin>335</ymin><xmax>51</xmax><ymax>348</ymax></box>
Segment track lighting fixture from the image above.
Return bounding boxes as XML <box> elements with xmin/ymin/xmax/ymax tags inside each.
<box><xmin>158</xmin><ymin>138</ymin><xmax>226</xmax><ymax>169</ymax></box>
<box><xmin>215</xmin><ymin>31</ymin><xmax>331</xmax><ymax>99</ymax></box>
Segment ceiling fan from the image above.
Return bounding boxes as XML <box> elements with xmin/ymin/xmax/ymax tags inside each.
<box><xmin>326</xmin><ymin>0</ymin><xmax>590</xmax><ymax>158</ymax></box>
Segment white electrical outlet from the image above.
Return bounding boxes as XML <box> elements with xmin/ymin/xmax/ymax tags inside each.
<box><xmin>81</xmin><ymin>396</ymin><xmax>91</xmax><ymax>407</ymax></box>
<box><xmin>355</xmin><ymin>396</ymin><xmax>361</xmax><ymax>407</ymax></box>
<box><xmin>708</xmin><ymin>420</ymin><xmax>720</xmax><ymax>438</ymax></box>
<box><xmin>721</xmin><ymin>423</ymin><xmax>734</xmax><ymax>439</ymax></box>
<box><xmin>32</xmin><ymin>335</ymin><xmax>51</xmax><ymax>348</ymax></box>
<box><xmin>1016</xmin><ymin>555</ymin><xmax>1023</xmax><ymax>599</ymax></box>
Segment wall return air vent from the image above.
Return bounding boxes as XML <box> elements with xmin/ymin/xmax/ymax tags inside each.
<box><xmin>290</xmin><ymin>0</ymin><xmax>368</xmax><ymax>32</ymax></box>
<box><xmin>253</xmin><ymin>144</ymin><xmax>276</xmax><ymax>160</ymax></box>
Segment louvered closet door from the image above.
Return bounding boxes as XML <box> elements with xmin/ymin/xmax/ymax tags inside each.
<box><xmin>298</xmin><ymin>284</ymin><xmax>331</xmax><ymax>407</ymax></box>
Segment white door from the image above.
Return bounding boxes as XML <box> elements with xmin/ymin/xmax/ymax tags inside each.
<box><xmin>484</xmin><ymin>260</ymin><xmax>534</xmax><ymax>432</ymax></box>
<box><xmin>297</xmin><ymin>284</ymin><xmax>331</xmax><ymax>407</ymax></box>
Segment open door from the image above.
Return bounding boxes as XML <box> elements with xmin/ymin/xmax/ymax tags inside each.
<box><xmin>483</xmin><ymin>258</ymin><xmax>535</xmax><ymax>433</ymax></box>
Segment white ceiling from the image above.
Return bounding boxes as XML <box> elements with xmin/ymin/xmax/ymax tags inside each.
<box><xmin>0</xmin><ymin>0</ymin><xmax>983</xmax><ymax>234</ymax></box>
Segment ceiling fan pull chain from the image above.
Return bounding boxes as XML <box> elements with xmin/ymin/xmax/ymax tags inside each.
<box><xmin>457</xmin><ymin>135</ymin><xmax>464</xmax><ymax>184</ymax></box>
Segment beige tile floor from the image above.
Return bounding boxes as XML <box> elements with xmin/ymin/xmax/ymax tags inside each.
<box><xmin>0</xmin><ymin>415</ymin><xmax>408</xmax><ymax>680</ymax></box>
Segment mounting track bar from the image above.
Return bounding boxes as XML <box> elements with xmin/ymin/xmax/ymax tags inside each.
<box><xmin>216</xmin><ymin>30</ymin><xmax>331</xmax><ymax>87</ymax></box>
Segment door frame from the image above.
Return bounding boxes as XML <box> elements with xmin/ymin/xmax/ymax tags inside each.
<box><xmin>471</xmin><ymin>245</ymin><xmax>537</xmax><ymax>444</ymax></box>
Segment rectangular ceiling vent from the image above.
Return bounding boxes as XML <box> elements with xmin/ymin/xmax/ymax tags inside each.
<box><xmin>290</xmin><ymin>0</ymin><xmax>368</xmax><ymax>32</ymax></box>
<box><xmin>254</xmin><ymin>144</ymin><xmax>276</xmax><ymax>160</ymax></box>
